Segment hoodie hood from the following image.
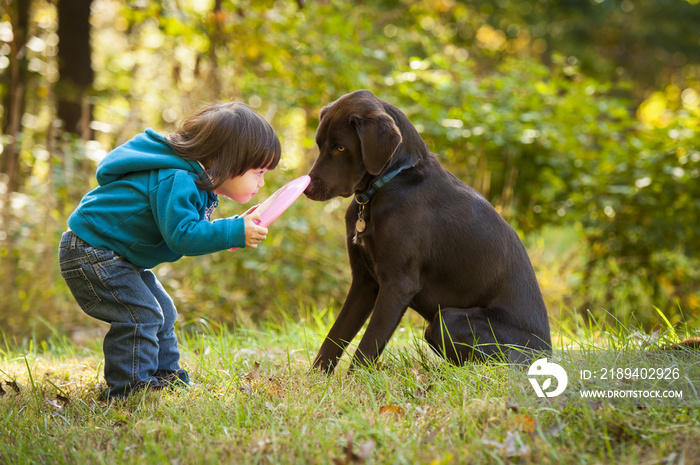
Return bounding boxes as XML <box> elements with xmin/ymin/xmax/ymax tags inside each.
<box><xmin>96</xmin><ymin>128</ymin><xmax>203</xmax><ymax>186</ymax></box>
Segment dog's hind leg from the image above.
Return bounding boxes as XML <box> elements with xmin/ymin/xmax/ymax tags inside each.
<box><xmin>424</xmin><ymin>307</ymin><xmax>548</xmax><ymax>364</ymax></box>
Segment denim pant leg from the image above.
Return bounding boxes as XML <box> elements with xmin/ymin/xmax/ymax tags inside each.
<box><xmin>140</xmin><ymin>269</ymin><xmax>183</xmax><ymax>375</ymax></box>
<box><xmin>59</xmin><ymin>232</ymin><xmax>167</xmax><ymax>398</ymax></box>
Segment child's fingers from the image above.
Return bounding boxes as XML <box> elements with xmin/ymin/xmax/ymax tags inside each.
<box><xmin>248</xmin><ymin>211</ymin><xmax>262</xmax><ymax>223</ymax></box>
<box><xmin>244</xmin><ymin>215</ymin><xmax>268</xmax><ymax>249</ymax></box>
<box><xmin>255</xmin><ymin>224</ymin><xmax>268</xmax><ymax>236</ymax></box>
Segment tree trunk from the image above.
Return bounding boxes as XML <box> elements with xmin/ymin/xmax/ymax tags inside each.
<box><xmin>208</xmin><ymin>0</ymin><xmax>223</xmax><ymax>99</ymax></box>
<box><xmin>56</xmin><ymin>0</ymin><xmax>94</xmax><ymax>138</ymax></box>
<box><xmin>0</xmin><ymin>0</ymin><xmax>29</xmax><ymax>191</ymax></box>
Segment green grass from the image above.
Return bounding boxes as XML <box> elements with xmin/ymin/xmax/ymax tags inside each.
<box><xmin>1</xmin><ymin>310</ymin><xmax>699</xmax><ymax>465</ymax></box>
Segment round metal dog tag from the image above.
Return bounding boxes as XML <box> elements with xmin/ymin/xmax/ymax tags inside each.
<box><xmin>355</xmin><ymin>218</ymin><xmax>366</xmax><ymax>233</ymax></box>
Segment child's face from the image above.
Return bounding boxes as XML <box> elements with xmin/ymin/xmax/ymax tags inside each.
<box><xmin>214</xmin><ymin>168</ymin><xmax>267</xmax><ymax>203</ymax></box>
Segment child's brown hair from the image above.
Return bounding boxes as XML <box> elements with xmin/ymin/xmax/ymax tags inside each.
<box><xmin>167</xmin><ymin>102</ymin><xmax>281</xmax><ymax>191</ymax></box>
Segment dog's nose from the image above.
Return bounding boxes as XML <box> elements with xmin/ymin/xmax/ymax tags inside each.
<box><xmin>304</xmin><ymin>178</ymin><xmax>324</xmax><ymax>200</ymax></box>
<box><xmin>303</xmin><ymin>180</ymin><xmax>314</xmax><ymax>197</ymax></box>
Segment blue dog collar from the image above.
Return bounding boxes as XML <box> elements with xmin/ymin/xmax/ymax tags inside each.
<box><xmin>354</xmin><ymin>163</ymin><xmax>415</xmax><ymax>205</ymax></box>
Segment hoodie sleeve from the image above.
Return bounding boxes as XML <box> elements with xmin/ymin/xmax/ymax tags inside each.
<box><xmin>151</xmin><ymin>170</ymin><xmax>247</xmax><ymax>254</ymax></box>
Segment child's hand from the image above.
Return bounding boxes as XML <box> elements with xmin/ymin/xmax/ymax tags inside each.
<box><xmin>243</xmin><ymin>211</ymin><xmax>268</xmax><ymax>249</ymax></box>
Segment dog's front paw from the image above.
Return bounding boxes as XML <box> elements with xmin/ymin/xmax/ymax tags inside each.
<box><xmin>311</xmin><ymin>356</ymin><xmax>337</xmax><ymax>375</ymax></box>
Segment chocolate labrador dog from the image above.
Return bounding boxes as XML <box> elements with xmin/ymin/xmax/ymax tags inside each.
<box><xmin>305</xmin><ymin>89</ymin><xmax>551</xmax><ymax>373</ymax></box>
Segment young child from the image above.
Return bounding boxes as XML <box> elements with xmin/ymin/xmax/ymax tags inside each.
<box><xmin>58</xmin><ymin>102</ymin><xmax>281</xmax><ymax>399</ymax></box>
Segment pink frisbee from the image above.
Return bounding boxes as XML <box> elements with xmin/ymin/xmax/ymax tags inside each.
<box><xmin>254</xmin><ymin>175</ymin><xmax>310</xmax><ymax>227</ymax></box>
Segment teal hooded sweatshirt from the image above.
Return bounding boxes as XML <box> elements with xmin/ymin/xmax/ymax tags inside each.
<box><xmin>67</xmin><ymin>128</ymin><xmax>246</xmax><ymax>268</ymax></box>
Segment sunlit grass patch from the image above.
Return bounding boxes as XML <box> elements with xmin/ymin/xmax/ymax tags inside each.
<box><xmin>1</xmin><ymin>309</ymin><xmax>699</xmax><ymax>464</ymax></box>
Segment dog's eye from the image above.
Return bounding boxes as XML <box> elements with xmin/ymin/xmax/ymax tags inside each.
<box><xmin>336</xmin><ymin>146</ymin><xmax>346</xmax><ymax>152</ymax></box>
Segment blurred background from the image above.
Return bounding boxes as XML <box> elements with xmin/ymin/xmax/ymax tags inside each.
<box><xmin>1</xmin><ymin>0</ymin><xmax>698</xmax><ymax>341</ymax></box>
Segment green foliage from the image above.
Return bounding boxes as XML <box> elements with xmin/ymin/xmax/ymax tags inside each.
<box><xmin>1</xmin><ymin>0</ymin><xmax>699</xmax><ymax>337</ymax></box>
<box><xmin>576</xmin><ymin>108</ymin><xmax>700</xmax><ymax>322</ymax></box>
<box><xmin>459</xmin><ymin>0</ymin><xmax>700</xmax><ymax>96</ymax></box>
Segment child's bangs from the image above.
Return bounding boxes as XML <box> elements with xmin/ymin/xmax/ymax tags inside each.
<box><xmin>253</xmin><ymin>135</ymin><xmax>282</xmax><ymax>171</ymax></box>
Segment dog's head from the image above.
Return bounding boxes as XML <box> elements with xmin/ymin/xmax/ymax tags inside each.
<box><xmin>305</xmin><ymin>90</ymin><xmax>414</xmax><ymax>201</ymax></box>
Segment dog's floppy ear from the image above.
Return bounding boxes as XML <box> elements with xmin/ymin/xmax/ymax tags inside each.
<box><xmin>319</xmin><ymin>105</ymin><xmax>331</xmax><ymax>122</ymax></box>
<box><xmin>350</xmin><ymin>112</ymin><xmax>402</xmax><ymax>175</ymax></box>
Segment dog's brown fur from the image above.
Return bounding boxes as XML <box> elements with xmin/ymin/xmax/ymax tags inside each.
<box><xmin>305</xmin><ymin>90</ymin><xmax>551</xmax><ymax>373</ymax></box>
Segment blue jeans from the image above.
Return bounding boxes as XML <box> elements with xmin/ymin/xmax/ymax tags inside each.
<box><xmin>59</xmin><ymin>231</ymin><xmax>188</xmax><ymax>398</ymax></box>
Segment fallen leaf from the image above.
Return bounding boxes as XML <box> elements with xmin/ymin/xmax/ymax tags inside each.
<box><xmin>379</xmin><ymin>405</ymin><xmax>406</xmax><ymax>417</ymax></box>
<box><xmin>511</xmin><ymin>414</ymin><xmax>536</xmax><ymax>434</ymax></box>
<box><xmin>245</xmin><ymin>362</ymin><xmax>261</xmax><ymax>381</ymax></box>
<box><xmin>237</xmin><ymin>384</ymin><xmax>252</xmax><ymax>395</ymax></box>
<box><xmin>504</xmin><ymin>431</ymin><xmax>531</xmax><ymax>458</ymax></box>
<box><xmin>45</xmin><ymin>399</ymin><xmax>64</xmax><ymax>415</ymax></box>
<box><xmin>356</xmin><ymin>440</ymin><xmax>375</xmax><ymax>461</ymax></box>
<box><xmin>237</xmin><ymin>362</ymin><xmax>262</xmax><ymax>395</ymax></box>
<box><xmin>483</xmin><ymin>431</ymin><xmax>531</xmax><ymax>458</ymax></box>
<box><xmin>332</xmin><ymin>432</ymin><xmax>375</xmax><ymax>465</ymax></box>
<box><xmin>7</xmin><ymin>381</ymin><xmax>20</xmax><ymax>393</ymax></box>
